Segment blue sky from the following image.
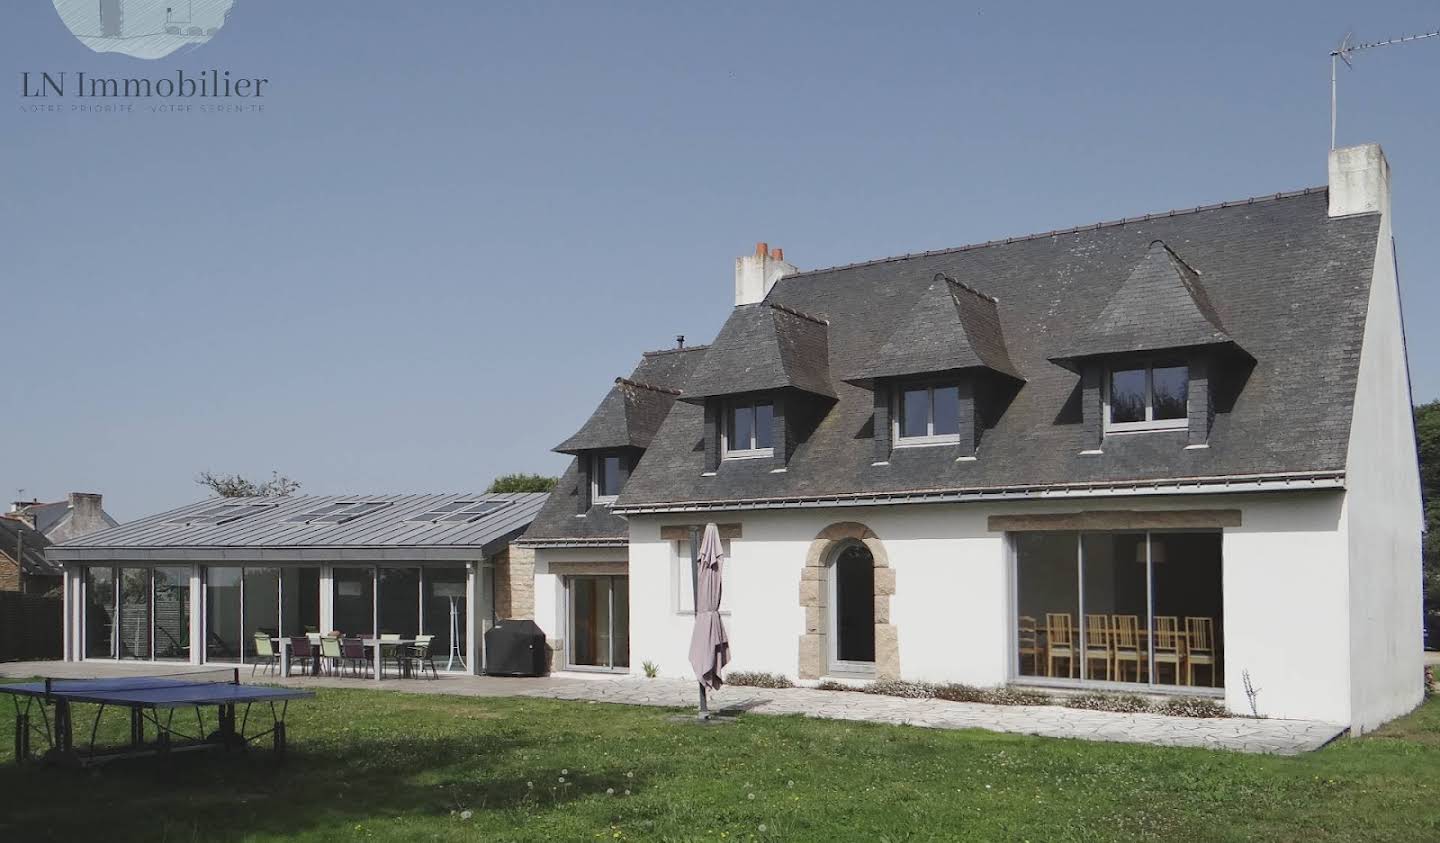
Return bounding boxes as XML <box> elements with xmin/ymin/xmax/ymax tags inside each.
<box><xmin>4</xmin><ymin>2</ymin><xmax>1436</xmax><ymax>521</ymax></box>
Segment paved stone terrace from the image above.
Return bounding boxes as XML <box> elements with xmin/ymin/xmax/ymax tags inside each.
<box><xmin>0</xmin><ymin>662</ymin><xmax>1346</xmax><ymax>755</ymax></box>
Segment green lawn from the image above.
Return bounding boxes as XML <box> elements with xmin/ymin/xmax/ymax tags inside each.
<box><xmin>1</xmin><ymin>686</ymin><xmax>1438</xmax><ymax>842</ymax></box>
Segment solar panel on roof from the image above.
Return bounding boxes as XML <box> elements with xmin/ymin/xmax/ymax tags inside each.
<box><xmin>409</xmin><ymin>499</ymin><xmax>513</xmax><ymax>524</ymax></box>
<box><xmin>286</xmin><ymin>501</ymin><xmax>391</xmax><ymax>524</ymax></box>
<box><xmin>171</xmin><ymin>503</ymin><xmax>276</xmax><ymax>526</ymax></box>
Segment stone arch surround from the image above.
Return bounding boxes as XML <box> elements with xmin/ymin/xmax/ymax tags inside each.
<box><xmin>798</xmin><ymin>522</ymin><xmax>898</xmax><ymax>680</ymax></box>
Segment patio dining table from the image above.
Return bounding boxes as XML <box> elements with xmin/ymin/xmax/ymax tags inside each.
<box><xmin>361</xmin><ymin>638</ymin><xmax>419</xmax><ymax>681</ymax></box>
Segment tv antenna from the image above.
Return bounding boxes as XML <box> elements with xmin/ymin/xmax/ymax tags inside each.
<box><xmin>1331</xmin><ymin>28</ymin><xmax>1440</xmax><ymax>149</ymax></box>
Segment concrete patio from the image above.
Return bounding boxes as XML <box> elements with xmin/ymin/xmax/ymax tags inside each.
<box><xmin>0</xmin><ymin>661</ymin><xmax>1347</xmax><ymax>756</ymax></box>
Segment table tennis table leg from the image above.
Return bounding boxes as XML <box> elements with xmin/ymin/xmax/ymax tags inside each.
<box><xmin>54</xmin><ymin>700</ymin><xmax>72</xmax><ymax>755</ymax></box>
<box><xmin>14</xmin><ymin>712</ymin><xmax>28</xmax><ymax>765</ymax></box>
<box><xmin>130</xmin><ymin>708</ymin><xmax>144</xmax><ymax>749</ymax></box>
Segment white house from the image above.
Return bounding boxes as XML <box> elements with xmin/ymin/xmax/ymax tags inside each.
<box><xmin>517</xmin><ymin>143</ymin><xmax>1421</xmax><ymax>734</ymax></box>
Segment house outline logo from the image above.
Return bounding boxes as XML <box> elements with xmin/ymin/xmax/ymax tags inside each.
<box><xmin>51</xmin><ymin>0</ymin><xmax>238</xmax><ymax>60</ymax></box>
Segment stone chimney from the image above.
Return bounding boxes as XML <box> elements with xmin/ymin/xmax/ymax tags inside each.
<box><xmin>734</xmin><ymin>242</ymin><xmax>797</xmax><ymax>306</ymax></box>
<box><xmin>66</xmin><ymin>492</ymin><xmax>107</xmax><ymax>536</ymax></box>
<box><xmin>1329</xmin><ymin>143</ymin><xmax>1390</xmax><ymax>218</ymax></box>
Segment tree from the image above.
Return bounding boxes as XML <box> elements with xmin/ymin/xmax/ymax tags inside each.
<box><xmin>197</xmin><ymin>470</ymin><xmax>301</xmax><ymax>498</ymax></box>
<box><xmin>1418</xmin><ymin>402</ymin><xmax>1440</xmax><ymax>644</ymax></box>
<box><xmin>487</xmin><ymin>473</ymin><xmax>557</xmax><ymax>494</ymax></box>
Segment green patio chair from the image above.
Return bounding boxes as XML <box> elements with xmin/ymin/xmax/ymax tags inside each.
<box><xmin>379</xmin><ymin>633</ymin><xmax>403</xmax><ymax>679</ymax></box>
<box><xmin>319</xmin><ymin>635</ymin><xmax>343</xmax><ymax>677</ymax></box>
<box><xmin>408</xmin><ymin>634</ymin><xmax>438</xmax><ymax>679</ymax></box>
<box><xmin>251</xmin><ymin>632</ymin><xmax>278</xmax><ymax>677</ymax></box>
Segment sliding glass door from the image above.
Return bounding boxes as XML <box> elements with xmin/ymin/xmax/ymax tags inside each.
<box><xmin>152</xmin><ymin>566</ymin><xmax>191</xmax><ymax>661</ymax></box>
<box><xmin>82</xmin><ymin>565</ymin><xmax>192</xmax><ymax>662</ymax></box>
<box><xmin>567</xmin><ymin>575</ymin><xmax>629</xmax><ymax>671</ymax></box>
<box><xmin>1014</xmin><ymin>531</ymin><xmax>1223</xmax><ymax>690</ymax></box>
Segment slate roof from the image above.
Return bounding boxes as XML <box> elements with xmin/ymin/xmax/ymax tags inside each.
<box><xmin>849</xmin><ymin>273</ymin><xmax>1022</xmax><ymax>383</ymax></box>
<box><xmin>0</xmin><ymin>517</ymin><xmax>57</xmax><ymax>576</ymax></box>
<box><xmin>46</xmin><ymin>493</ymin><xmax>547</xmax><ymax>562</ymax></box>
<box><xmin>1052</xmin><ymin>239</ymin><xmax>1238</xmax><ymax>366</ymax></box>
<box><xmin>519</xmin><ymin>346</ymin><xmax>707</xmax><ymax>546</ymax></box>
<box><xmin>617</xmin><ymin>188</ymin><xmax>1380</xmax><ymax>510</ymax></box>
<box><xmin>680</xmin><ymin>302</ymin><xmax>834</xmax><ymax>402</ymax></box>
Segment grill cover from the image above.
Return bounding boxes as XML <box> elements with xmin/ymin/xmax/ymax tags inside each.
<box><xmin>483</xmin><ymin>619</ymin><xmax>548</xmax><ymax>676</ymax></box>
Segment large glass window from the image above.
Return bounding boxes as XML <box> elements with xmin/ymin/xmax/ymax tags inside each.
<box><xmin>378</xmin><ymin>567</ymin><xmax>420</xmax><ymax>636</ymax></box>
<box><xmin>424</xmin><ymin>568</ymin><xmax>467</xmax><ymax>669</ymax></box>
<box><xmin>1106</xmin><ymin>361</ymin><xmax>1188</xmax><ymax>431</ymax></box>
<box><xmin>118</xmin><ymin>568</ymin><xmax>152</xmax><ymax>659</ymax></box>
<box><xmin>332</xmin><ymin>567</ymin><xmax>375</xmax><ymax>637</ymax></box>
<box><xmin>206</xmin><ymin>567</ymin><xmax>243</xmax><ymax>662</ymax></box>
<box><xmin>243</xmin><ymin>567</ymin><xmax>280</xmax><ymax>659</ymax></box>
<box><xmin>152</xmin><ymin>566</ymin><xmax>191</xmax><ymax>661</ymax></box>
<box><xmin>896</xmin><ymin>383</ymin><xmax>961</xmax><ymax>443</ymax></box>
<box><xmin>1014</xmin><ymin>531</ymin><xmax>1222</xmax><ymax>690</ymax></box>
<box><xmin>724</xmin><ymin>400</ymin><xmax>774</xmax><ymax>457</ymax></box>
<box><xmin>84</xmin><ymin>567</ymin><xmax>116</xmax><ymax>659</ymax></box>
<box><xmin>281</xmin><ymin>567</ymin><xmax>321</xmax><ymax>637</ymax></box>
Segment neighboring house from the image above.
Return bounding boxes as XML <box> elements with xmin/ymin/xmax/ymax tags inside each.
<box><xmin>8</xmin><ymin>492</ymin><xmax>119</xmax><ymax>544</ymax></box>
<box><xmin>514</xmin><ymin>344</ymin><xmax>707</xmax><ymax>671</ymax></box>
<box><xmin>48</xmin><ymin>493</ymin><xmax>546</xmax><ymax>671</ymax></box>
<box><xmin>527</xmin><ymin>143</ymin><xmax>1420</xmax><ymax>734</ymax></box>
<box><xmin>0</xmin><ymin>517</ymin><xmax>58</xmax><ymax>594</ymax></box>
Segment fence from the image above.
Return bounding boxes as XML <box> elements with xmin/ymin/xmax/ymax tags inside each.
<box><xmin>0</xmin><ymin>592</ymin><xmax>63</xmax><ymax>662</ymax></box>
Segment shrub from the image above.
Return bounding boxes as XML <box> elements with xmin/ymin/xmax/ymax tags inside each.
<box><xmin>931</xmin><ymin>683</ymin><xmax>986</xmax><ymax>703</ymax></box>
<box><xmin>1063</xmin><ymin>692</ymin><xmax>1152</xmax><ymax>714</ymax></box>
<box><xmin>1155</xmin><ymin>696</ymin><xmax>1229</xmax><ymax>718</ymax></box>
<box><xmin>815</xmin><ymin>679</ymin><xmax>860</xmax><ymax>692</ymax></box>
<box><xmin>726</xmin><ymin>671</ymin><xmax>793</xmax><ymax>689</ymax></box>
<box><xmin>641</xmin><ymin>661</ymin><xmax>659</xmax><ymax>679</ymax></box>
<box><xmin>863</xmin><ymin>679</ymin><xmax>937</xmax><ymax>699</ymax></box>
<box><xmin>982</xmin><ymin>687</ymin><xmax>1052</xmax><ymax>707</ymax></box>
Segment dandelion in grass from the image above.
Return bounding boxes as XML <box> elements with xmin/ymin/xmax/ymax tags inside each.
<box><xmin>526</xmin><ymin>781</ymin><xmax>533</xmax><ymax>789</ymax></box>
<box><xmin>607</xmin><ymin>788</ymin><xmax>615</xmax><ymax>795</ymax></box>
<box><xmin>748</xmin><ymin>793</ymin><xmax>755</xmax><ymax>800</ymax></box>
<box><xmin>624</xmin><ymin>789</ymin><xmax>631</xmax><ymax>796</ymax></box>
<box><xmin>759</xmin><ymin>824</ymin><xmax>767</xmax><ymax>833</ymax></box>
<box><xmin>562</xmin><ymin>769</ymin><xmax>569</xmax><ymax>775</ymax></box>
<box><xmin>558</xmin><ymin>776</ymin><xmax>566</xmax><ymax>784</ymax></box>
<box><xmin>459</xmin><ymin>810</ymin><xmax>473</xmax><ymax>820</ymax></box>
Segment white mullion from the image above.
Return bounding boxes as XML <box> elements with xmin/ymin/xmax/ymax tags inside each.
<box><xmin>1145</xmin><ymin>532</ymin><xmax>1156</xmax><ymax>688</ymax></box>
<box><xmin>1076</xmin><ymin>535</ymin><xmax>1086</xmax><ymax>681</ymax></box>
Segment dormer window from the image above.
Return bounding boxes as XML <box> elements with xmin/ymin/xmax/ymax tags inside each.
<box><xmin>591</xmin><ymin>452</ymin><xmax>625</xmax><ymax>504</ymax></box>
<box><xmin>723</xmin><ymin>399</ymin><xmax>774</xmax><ymax>459</ymax></box>
<box><xmin>1105</xmin><ymin>360</ymin><xmax>1188</xmax><ymax>432</ymax></box>
<box><xmin>895</xmin><ymin>382</ymin><xmax>962</xmax><ymax>446</ymax></box>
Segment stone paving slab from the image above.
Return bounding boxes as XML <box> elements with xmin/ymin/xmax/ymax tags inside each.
<box><xmin>0</xmin><ymin>662</ymin><xmax>1346</xmax><ymax>755</ymax></box>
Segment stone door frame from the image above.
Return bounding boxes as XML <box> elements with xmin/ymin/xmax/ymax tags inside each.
<box><xmin>798</xmin><ymin>522</ymin><xmax>897</xmax><ymax>680</ymax></box>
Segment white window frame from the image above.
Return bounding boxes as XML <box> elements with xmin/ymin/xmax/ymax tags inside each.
<box><xmin>671</xmin><ymin>539</ymin><xmax>732</xmax><ymax>616</ymax></box>
<box><xmin>1103</xmin><ymin>360</ymin><xmax>1189</xmax><ymax>434</ymax></box>
<box><xmin>591</xmin><ymin>452</ymin><xmax>623</xmax><ymax>504</ymax></box>
<box><xmin>721</xmin><ymin>399</ymin><xmax>775</xmax><ymax>460</ymax></box>
<box><xmin>892</xmin><ymin>381</ymin><xmax>962</xmax><ymax>447</ymax></box>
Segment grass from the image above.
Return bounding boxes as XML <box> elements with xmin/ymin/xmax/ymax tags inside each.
<box><xmin>1</xmin><ymin>684</ymin><xmax>1438</xmax><ymax>841</ymax></box>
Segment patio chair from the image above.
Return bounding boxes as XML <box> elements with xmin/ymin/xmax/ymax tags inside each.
<box><xmin>1017</xmin><ymin>616</ymin><xmax>1041</xmax><ymax>676</ymax></box>
<box><xmin>408</xmin><ymin>634</ymin><xmax>438</xmax><ymax>679</ymax></box>
<box><xmin>251</xmin><ymin>633</ymin><xmax>278</xmax><ymax>677</ymax></box>
<box><xmin>1184</xmin><ymin>617</ymin><xmax>1218</xmax><ymax>686</ymax></box>
<box><xmin>341</xmin><ymin>638</ymin><xmax>372</xmax><ymax>678</ymax></box>
<box><xmin>319</xmin><ymin>635</ymin><xmax>344</xmax><ymax>677</ymax></box>
<box><xmin>1083</xmin><ymin>615</ymin><xmax>1113</xmax><ymax>681</ymax></box>
<box><xmin>288</xmin><ymin>636</ymin><xmax>316</xmax><ymax>675</ymax></box>
<box><xmin>1044</xmin><ymin>613</ymin><xmax>1075</xmax><ymax>678</ymax></box>
<box><xmin>1151</xmin><ymin>617</ymin><xmax>1183</xmax><ymax>684</ymax></box>
<box><xmin>379</xmin><ymin>633</ymin><xmax>404</xmax><ymax>677</ymax></box>
<box><xmin>1110</xmin><ymin>615</ymin><xmax>1144</xmax><ymax>682</ymax></box>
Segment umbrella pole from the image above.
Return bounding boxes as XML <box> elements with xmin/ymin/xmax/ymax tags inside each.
<box><xmin>690</xmin><ymin>526</ymin><xmax>710</xmax><ymax>721</ymax></box>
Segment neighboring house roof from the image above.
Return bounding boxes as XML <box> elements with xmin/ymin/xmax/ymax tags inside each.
<box><xmin>46</xmin><ymin>493</ymin><xmax>547</xmax><ymax>562</ymax></box>
<box><xmin>520</xmin><ymin>345</ymin><xmax>707</xmax><ymax>546</ymax></box>
<box><xmin>680</xmin><ymin>302</ymin><xmax>835</xmax><ymax>402</ymax></box>
<box><xmin>1051</xmin><ymin>239</ymin><xmax>1239</xmax><ymax>367</ymax></box>
<box><xmin>617</xmin><ymin>188</ymin><xmax>1379</xmax><ymax>511</ymax></box>
<box><xmin>553</xmin><ymin>346</ymin><xmax>705</xmax><ymax>454</ymax></box>
<box><xmin>12</xmin><ymin>497</ymin><xmax>120</xmax><ymax>539</ymax></box>
<box><xmin>848</xmin><ymin>273</ymin><xmax>1022</xmax><ymax>383</ymax></box>
<box><xmin>0</xmin><ymin>517</ymin><xmax>58</xmax><ymax>576</ymax></box>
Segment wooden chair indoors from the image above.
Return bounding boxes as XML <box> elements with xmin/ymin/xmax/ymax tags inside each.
<box><xmin>1017</xmin><ymin>616</ymin><xmax>1041</xmax><ymax>676</ymax></box>
<box><xmin>1151</xmin><ymin>616</ymin><xmax>1183</xmax><ymax>684</ymax></box>
<box><xmin>1184</xmin><ymin>617</ymin><xmax>1218</xmax><ymax>686</ymax></box>
<box><xmin>1045</xmin><ymin>613</ymin><xmax>1076</xmax><ymax>678</ymax></box>
<box><xmin>1111</xmin><ymin>615</ymin><xmax>1144</xmax><ymax>682</ymax></box>
<box><xmin>1083</xmin><ymin>615</ymin><xmax>1113</xmax><ymax>681</ymax></box>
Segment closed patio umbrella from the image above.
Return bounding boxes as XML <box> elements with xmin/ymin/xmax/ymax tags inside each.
<box><xmin>688</xmin><ymin>522</ymin><xmax>730</xmax><ymax>718</ymax></box>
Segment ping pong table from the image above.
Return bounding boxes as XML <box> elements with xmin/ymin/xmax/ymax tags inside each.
<box><xmin>2</xmin><ymin>668</ymin><xmax>313</xmax><ymax>767</ymax></box>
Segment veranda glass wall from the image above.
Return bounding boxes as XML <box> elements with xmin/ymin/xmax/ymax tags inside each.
<box><xmin>82</xmin><ymin>565</ymin><xmax>191</xmax><ymax>662</ymax></box>
<box><xmin>1014</xmin><ymin>531</ymin><xmax>1223</xmax><ymax>691</ymax></box>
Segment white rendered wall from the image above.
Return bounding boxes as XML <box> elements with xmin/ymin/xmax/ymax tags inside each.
<box><xmin>1334</xmin><ymin>144</ymin><xmax>1425</xmax><ymax>733</ymax></box>
<box><xmin>628</xmin><ymin>491</ymin><xmax>1352</xmax><ymax>722</ymax></box>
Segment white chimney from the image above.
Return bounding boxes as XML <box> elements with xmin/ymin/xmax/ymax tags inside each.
<box><xmin>734</xmin><ymin>241</ymin><xmax>797</xmax><ymax>306</ymax></box>
<box><xmin>1328</xmin><ymin>143</ymin><xmax>1390</xmax><ymax>218</ymax></box>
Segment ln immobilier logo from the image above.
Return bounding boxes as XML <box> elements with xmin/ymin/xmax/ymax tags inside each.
<box><xmin>52</xmin><ymin>0</ymin><xmax>236</xmax><ymax>60</ymax></box>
